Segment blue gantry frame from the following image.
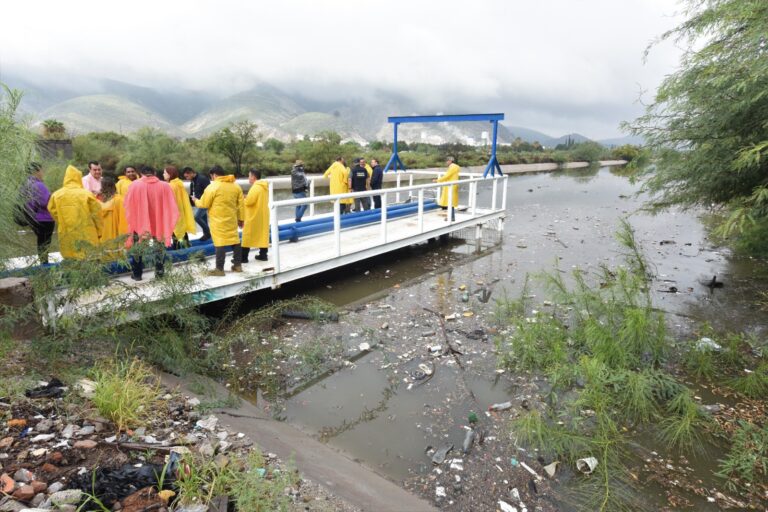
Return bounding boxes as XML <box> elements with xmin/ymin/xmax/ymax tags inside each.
<box><xmin>382</xmin><ymin>113</ymin><xmax>505</xmax><ymax>177</ymax></box>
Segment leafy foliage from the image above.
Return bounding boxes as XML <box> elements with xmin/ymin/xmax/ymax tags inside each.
<box><xmin>207</xmin><ymin>121</ymin><xmax>261</xmax><ymax>176</ymax></box>
<box><xmin>628</xmin><ymin>0</ymin><xmax>768</xmax><ymax>239</ymax></box>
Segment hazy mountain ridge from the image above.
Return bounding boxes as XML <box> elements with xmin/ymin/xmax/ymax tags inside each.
<box><xmin>4</xmin><ymin>74</ymin><xmax>640</xmax><ymax>146</ymax></box>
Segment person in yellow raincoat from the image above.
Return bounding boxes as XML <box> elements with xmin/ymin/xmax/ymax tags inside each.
<box><xmin>242</xmin><ymin>169</ymin><xmax>270</xmax><ymax>262</ymax></box>
<box><xmin>47</xmin><ymin>165</ymin><xmax>103</xmax><ymax>260</ymax></box>
<box><xmin>434</xmin><ymin>157</ymin><xmax>460</xmax><ymax>221</ymax></box>
<box><xmin>163</xmin><ymin>165</ymin><xmax>196</xmax><ymax>249</ymax></box>
<box><xmin>322</xmin><ymin>157</ymin><xmax>352</xmax><ymax>214</ymax></box>
<box><xmin>116</xmin><ymin>165</ymin><xmax>138</xmax><ymax>196</ymax></box>
<box><xmin>98</xmin><ymin>176</ymin><xmax>128</xmax><ymax>261</ymax></box>
<box><xmin>195</xmin><ymin>166</ymin><xmax>244</xmax><ymax>276</ymax></box>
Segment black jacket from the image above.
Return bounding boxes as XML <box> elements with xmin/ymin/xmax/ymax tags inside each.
<box><xmin>189</xmin><ymin>173</ymin><xmax>211</xmax><ymax>204</ymax></box>
<box><xmin>370</xmin><ymin>165</ymin><xmax>383</xmax><ymax>190</ymax></box>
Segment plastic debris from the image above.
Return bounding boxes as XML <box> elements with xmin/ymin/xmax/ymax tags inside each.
<box><xmin>436</xmin><ymin>486</ymin><xmax>446</xmax><ymax>498</ymax></box>
<box><xmin>695</xmin><ymin>337</ymin><xmax>722</xmax><ymax>352</ymax></box>
<box><xmin>468</xmin><ymin>412</ymin><xmax>478</xmax><ymax>424</ymax></box>
<box><xmin>431</xmin><ymin>444</ymin><xmax>453</xmax><ymax>465</ymax></box>
<box><xmin>510</xmin><ymin>457</ymin><xmax>519</xmax><ymax>467</ymax></box>
<box><xmin>520</xmin><ymin>461</ymin><xmax>542</xmax><ymax>481</ymax></box>
<box><xmin>543</xmin><ymin>461</ymin><xmax>559</xmax><ymax>478</ymax></box>
<box><xmin>25</xmin><ymin>378</ymin><xmax>66</xmax><ymax>399</ymax></box>
<box><xmin>576</xmin><ymin>457</ymin><xmax>599</xmax><ymax>474</ymax></box>
<box><xmin>462</xmin><ymin>430</ymin><xmax>475</xmax><ymax>454</ymax></box>
<box><xmin>488</xmin><ymin>401</ymin><xmax>513</xmax><ymax>411</ymax></box>
<box><xmin>498</xmin><ymin>499</ymin><xmax>517</xmax><ymax>512</ymax></box>
<box><xmin>358</xmin><ymin>342</ymin><xmax>371</xmax><ymax>351</ymax></box>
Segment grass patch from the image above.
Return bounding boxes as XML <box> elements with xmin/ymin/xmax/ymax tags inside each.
<box><xmin>91</xmin><ymin>358</ymin><xmax>161</xmax><ymax>432</ymax></box>
<box><xmin>716</xmin><ymin>421</ymin><xmax>768</xmax><ymax>494</ymax></box>
<box><xmin>175</xmin><ymin>450</ymin><xmax>299</xmax><ymax>511</ymax></box>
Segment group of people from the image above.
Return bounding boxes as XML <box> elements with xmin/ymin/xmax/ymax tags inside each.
<box><xmin>19</xmin><ymin>161</ymin><xmax>270</xmax><ymax>280</ymax></box>
<box><xmin>18</xmin><ymin>155</ymin><xmax>460</xmax><ymax>280</ymax></box>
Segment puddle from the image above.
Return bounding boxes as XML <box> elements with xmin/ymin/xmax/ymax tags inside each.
<box><xmin>221</xmin><ymin>166</ymin><xmax>767</xmax><ymax>510</ymax></box>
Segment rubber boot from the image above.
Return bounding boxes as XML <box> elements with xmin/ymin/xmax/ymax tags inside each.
<box><xmin>257</xmin><ymin>248</ymin><xmax>268</xmax><ymax>261</ymax></box>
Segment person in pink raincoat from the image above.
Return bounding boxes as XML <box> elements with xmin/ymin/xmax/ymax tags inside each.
<box><xmin>123</xmin><ymin>165</ymin><xmax>179</xmax><ymax>281</ymax></box>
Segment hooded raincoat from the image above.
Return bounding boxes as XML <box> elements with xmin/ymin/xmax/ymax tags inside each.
<box><xmin>195</xmin><ymin>175</ymin><xmax>244</xmax><ymax>246</ymax></box>
<box><xmin>437</xmin><ymin>163</ymin><xmax>460</xmax><ymax>208</ymax></box>
<box><xmin>123</xmin><ymin>176</ymin><xmax>179</xmax><ymax>248</ymax></box>
<box><xmin>323</xmin><ymin>162</ymin><xmax>353</xmax><ymax>205</ymax></box>
<box><xmin>169</xmin><ymin>178</ymin><xmax>196</xmax><ymax>239</ymax></box>
<box><xmin>47</xmin><ymin>165</ymin><xmax>103</xmax><ymax>259</ymax></box>
<box><xmin>100</xmin><ymin>194</ymin><xmax>128</xmax><ymax>260</ymax></box>
<box><xmin>116</xmin><ymin>175</ymin><xmax>134</xmax><ymax>197</ymax></box>
<box><xmin>242</xmin><ymin>180</ymin><xmax>269</xmax><ymax>249</ymax></box>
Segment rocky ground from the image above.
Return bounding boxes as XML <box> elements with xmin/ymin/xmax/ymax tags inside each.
<box><xmin>0</xmin><ymin>376</ymin><xmax>359</xmax><ymax>512</ymax></box>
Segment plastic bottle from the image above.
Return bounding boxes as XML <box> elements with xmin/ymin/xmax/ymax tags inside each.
<box><xmin>488</xmin><ymin>401</ymin><xmax>513</xmax><ymax>411</ymax></box>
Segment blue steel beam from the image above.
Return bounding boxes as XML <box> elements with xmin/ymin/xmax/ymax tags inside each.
<box><xmin>387</xmin><ymin>113</ymin><xmax>504</xmax><ymax>124</ymax></box>
<box><xmin>382</xmin><ymin>113</ymin><xmax>506</xmax><ymax>177</ymax></box>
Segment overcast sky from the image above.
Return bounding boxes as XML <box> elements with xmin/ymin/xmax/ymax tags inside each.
<box><xmin>0</xmin><ymin>0</ymin><xmax>684</xmax><ymax>139</ymax></box>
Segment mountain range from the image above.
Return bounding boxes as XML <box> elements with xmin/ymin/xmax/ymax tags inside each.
<box><xmin>4</xmin><ymin>73</ymin><xmax>641</xmax><ymax>147</ymax></box>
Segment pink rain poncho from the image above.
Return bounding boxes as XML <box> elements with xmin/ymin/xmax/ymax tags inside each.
<box><xmin>123</xmin><ymin>175</ymin><xmax>179</xmax><ymax>247</ymax></box>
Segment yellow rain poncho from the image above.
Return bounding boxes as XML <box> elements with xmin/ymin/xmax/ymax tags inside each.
<box><xmin>242</xmin><ymin>180</ymin><xmax>269</xmax><ymax>249</ymax></box>
<box><xmin>169</xmin><ymin>178</ymin><xmax>196</xmax><ymax>239</ymax></box>
<box><xmin>99</xmin><ymin>194</ymin><xmax>128</xmax><ymax>260</ymax></box>
<box><xmin>195</xmin><ymin>175</ymin><xmax>244</xmax><ymax>246</ymax></box>
<box><xmin>116</xmin><ymin>175</ymin><xmax>134</xmax><ymax>197</ymax></box>
<box><xmin>323</xmin><ymin>162</ymin><xmax>353</xmax><ymax>205</ymax></box>
<box><xmin>47</xmin><ymin>165</ymin><xmax>103</xmax><ymax>259</ymax></box>
<box><xmin>437</xmin><ymin>163</ymin><xmax>460</xmax><ymax>208</ymax></box>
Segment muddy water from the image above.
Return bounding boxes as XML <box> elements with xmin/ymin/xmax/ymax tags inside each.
<box><xmin>236</xmin><ymin>166</ymin><xmax>767</xmax><ymax>509</ymax></box>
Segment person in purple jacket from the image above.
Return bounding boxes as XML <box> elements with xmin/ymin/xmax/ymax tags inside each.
<box><xmin>22</xmin><ymin>162</ymin><xmax>55</xmax><ymax>264</ymax></box>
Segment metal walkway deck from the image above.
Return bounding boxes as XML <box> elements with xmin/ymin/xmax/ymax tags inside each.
<box><xmin>48</xmin><ymin>170</ymin><xmax>507</xmax><ymax>322</ymax></box>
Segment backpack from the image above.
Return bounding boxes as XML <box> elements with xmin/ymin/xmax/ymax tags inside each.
<box><xmin>13</xmin><ymin>202</ymin><xmax>32</xmax><ymax>226</ymax></box>
<box><xmin>13</xmin><ymin>182</ymin><xmax>34</xmax><ymax>227</ymax></box>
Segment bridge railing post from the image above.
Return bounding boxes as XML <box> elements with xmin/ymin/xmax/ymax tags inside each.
<box><xmin>270</xmin><ymin>203</ymin><xmax>280</xmax><ymax>273</ymax></box>
<box><xmin>334</xmin><ymin>199</ymin><xmax>341</xmax><ymax>257</ymax></box>
<box><xmin>380</xmin><ymin>192</ymin><xmax>388</xmax><ymax>244</ymax></box>
<box><xmin>418</xmin><ymin>189</ymin><xmax>424</xmax><ymax>233</ymax></box>
<box><xmin>501</xmin><ymin>175</ymin><xmax>508</xmax><ymax>211</ymax></box>
<box><xmin>395</xmin><ymin>173</ymin><xmax>401</xmax><ymax>203</ymax></box>
<box><xmin>309</xmin><ymin>179</ymin><xmax>316</xmax><ymax>218</ymax></box>
<box><xmin>448</xmin><ymin>185</ymin><xmax>454</xmax><ymax>224</ymax></box>
<box><xmin>491</xmin><ymin>179</ymin><xmax>498</xmax><ymax>211</ymax></box>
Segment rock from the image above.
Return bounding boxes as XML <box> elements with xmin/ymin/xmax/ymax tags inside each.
<box><xmin>381</xmin><ymin>322</ymin><xmax>389</xmax><ymax>329</ymax></box>
<box><xmin>12</xmin><ymin>470</ymin><xmax>33</xmax><ymax>484</ymax></box>
<box><xmin>195</xmin><ymin>415</ymin><xmax>218</xmax><ymax>431</ymax></box>
<box><xmin>34</xmin><ymin>419</ymin><xmax>52</xmax><ymax>433</ymax></box>
<box><xmin>49</xmin><ymin>451</ymin><xmax>63</xmax><ymax>464</ymax></box>
<box><xmin>47</xmin><ymin>481</ymin><xmax>65</xmax><ymax>493</ymax></box>
<box><xmin>12</xmin><ymin>485</ymin><xmax>35</xmax><ymax>501</ymax></box>
<box><xmin>77</xmin><ymin>426</ymin><xmax>95</xmax><ymax>436</ymax></box>
<box><xmin>30</xmin><ymin>449</ymin><xmax>46</xmax><ymax>458</ymax></box>
<box><xmin>121</xmin><ymin>487</ymin><xmax>163</xmax><ymax>512</ymax></box>
<box><xmin>29</xmin><ymin>434</ymin><xmax>54</xmax><ymax>443</ymax></box>
<box><xmin>40</xmin><ymin>464</ymin><xmax>56</xmax><ymax>474</ymax></box>
<box><xmin>0</xmin><ymin>473</ymin><xmax>15</xmax><ymax>493</ymax></box>
<box><xmin>61</xmin><ymin>425</ymin><xmax>76</xmax><ymax>439</ymax></box>
<box><xmin>49</xmin><ymin>489</ymin><xmax>83</xmax><ymax>506</ymax></box>
<box><xmin>73</xmin><ymin>440</ymin><xmax>97</xmax><ymax>449</ymax></box>
<box><xmin>6</xmin><ymin>419</ymin><xmax>26</xmax><ymax>429</ymax></box>
<box><xmin>199</xmin><ymin>441</ymin><xmax>215</xmax><ymax>457</ymax></box>
<box><xmin>0</xmin><ymin>438</ymin><xmax>13</xmax><ymax>449</ymax></box>
<box><xmin>0</xmin><ymin>499</ymin><xmax>26</xmax><ymax>512</ymax></box>
<box><xmin>29</xmin><ymin>482</ymin><xmax>46</xmax><ymax>494</ymax></box>
<box><xmin>186</xmin><ymin>397</ymin><xmax>201</xmax><ymax>408</ymax></box>
<box><xmin>30</xmin><ymin>493</ymin><xmax>46</xmax><ymax>507</ymax></box>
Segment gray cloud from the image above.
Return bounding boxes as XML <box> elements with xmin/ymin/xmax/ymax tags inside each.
<box><xmin>0</xmin><ymin>0</ymin><xmax>683</xmax><ymax>138</ymax></box>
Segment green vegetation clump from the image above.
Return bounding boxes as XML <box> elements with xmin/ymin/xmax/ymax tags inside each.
<box><xmin>629</xmin><ymin>0</ymin><xmax>768</xmax><ymax>255</ymax></box>
<box><xmin>716</xmin><ymin>421</ymin><xmax>768</xmax><ymax>495</ymax></box>
<box><xmin>496</xmin><ymin>220</ymin><xmax>711</xmax><ymax>510</ymax></box>
<box><xmin>175</xmin><ymin>451</ymin><xmax>299</xmax><ymax>511</ymax></box>
<box><xmin>91</xmin><ymin>358</ymin><xmax>161</xmax><ymax>432</ymax></box>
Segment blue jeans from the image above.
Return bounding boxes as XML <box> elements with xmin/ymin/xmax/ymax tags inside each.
<box><xmin>194</xmin><ymin>208</ymin><xmax>211</xmax><ymax>239</ymax></box>
<box><xmin>293</xmin><ymin>191</ymin><xmax>307</xmax><ymax>221</ymax></box>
